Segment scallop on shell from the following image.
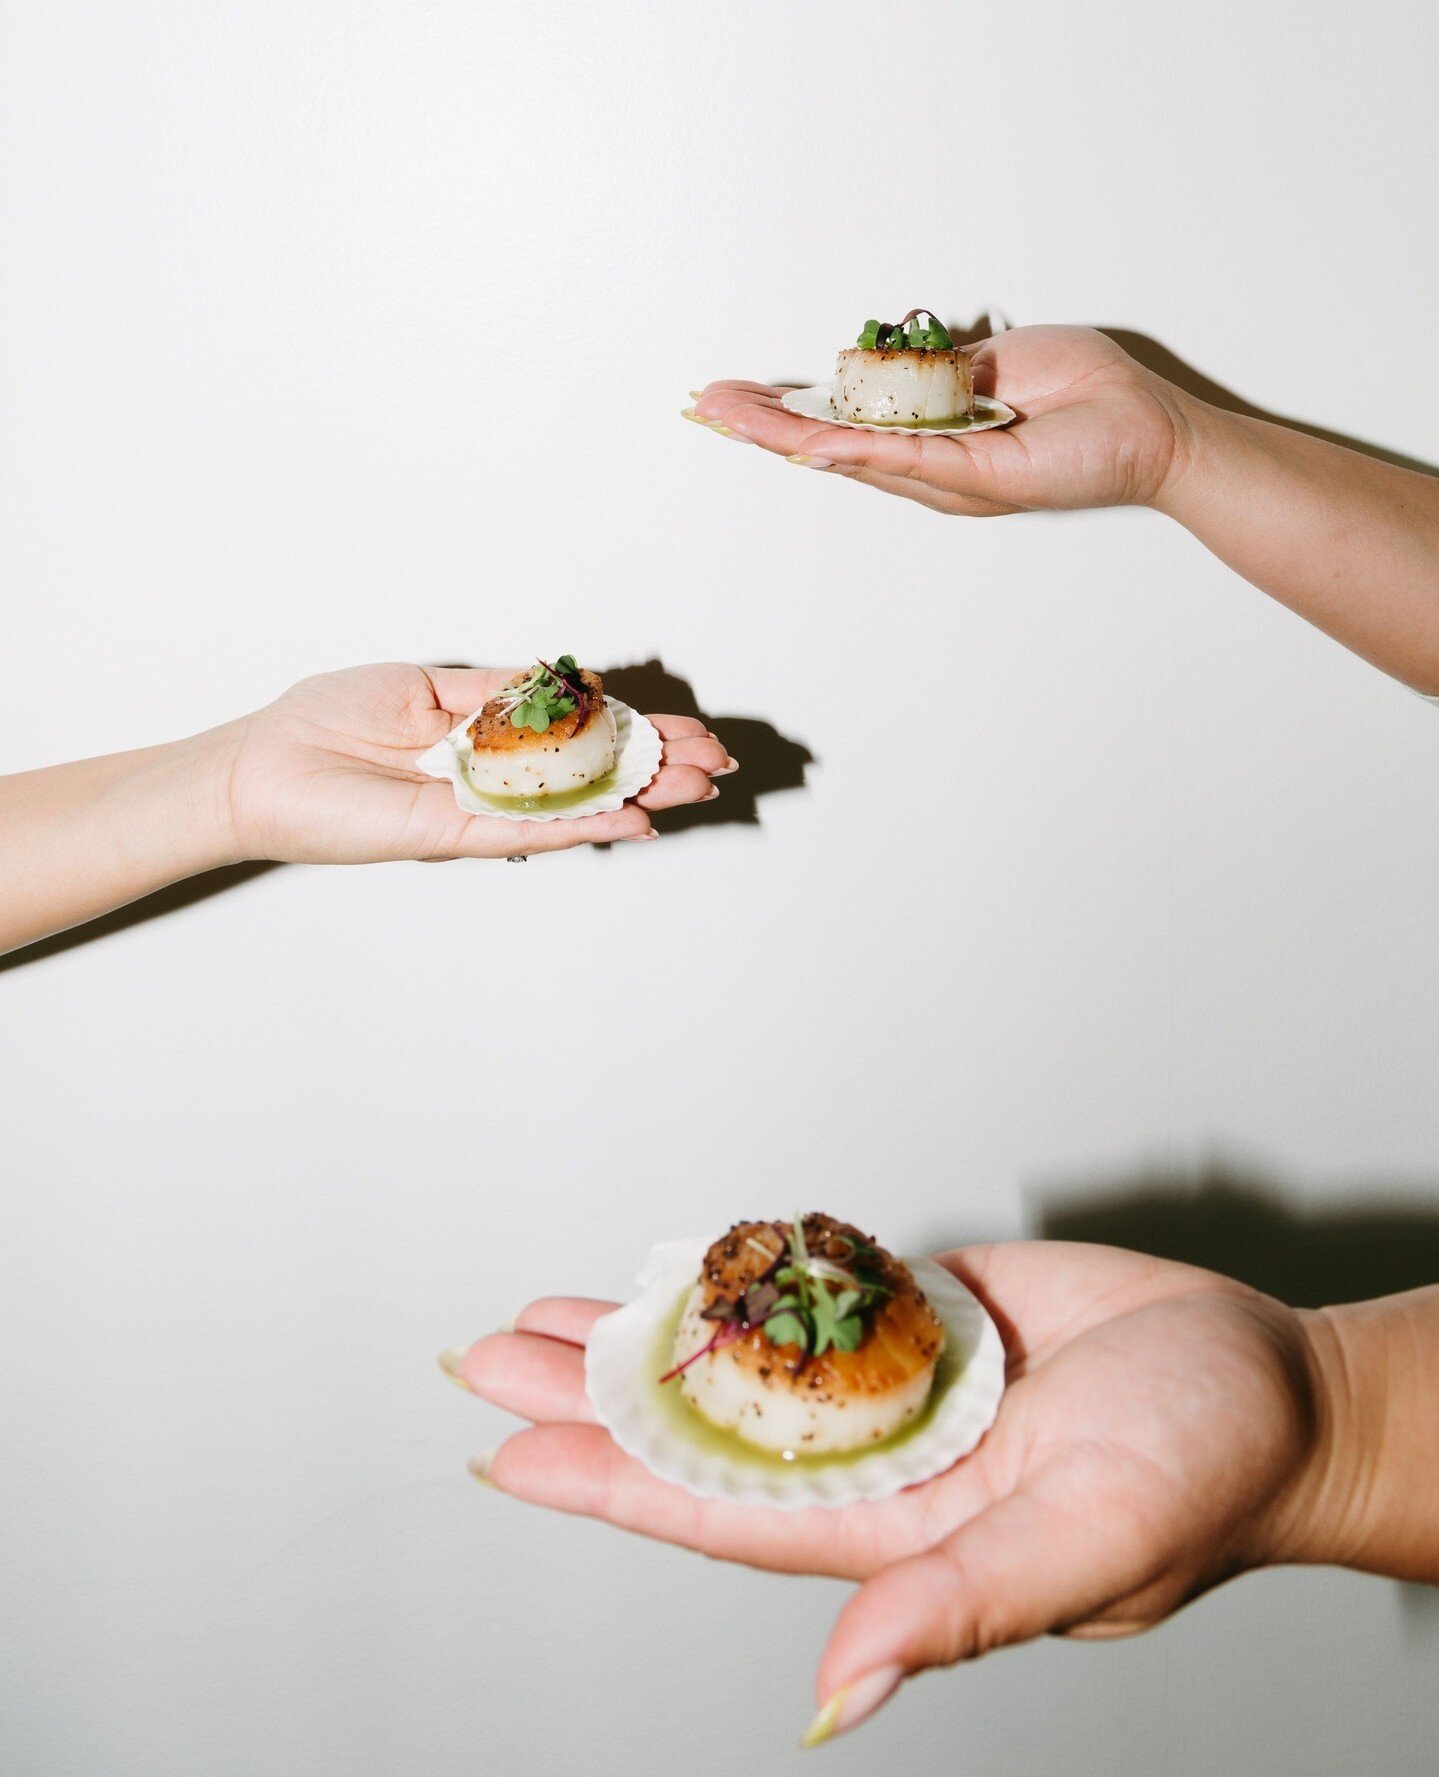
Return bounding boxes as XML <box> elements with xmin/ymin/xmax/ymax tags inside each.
<box><xmin>585</xmin><ymin>1238</ymin><xmax>1006</xmax><ymax>1509</ymax></box>
<box><xmin>415</xmin><ymin>696</ymin><xmax>662</xmax><ymax>823</ymax></box>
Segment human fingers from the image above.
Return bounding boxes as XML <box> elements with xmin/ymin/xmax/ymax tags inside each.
<box><xmin>806</xmin><ymin>1468</ymin><xmax>1152</xmax><ymax>1745</ymax></box>
<box><xmin>511</xmin><ymin>1297</ymin><xmax>619</xmax><ymax>1343</ymax></box>
<box><xmin>783</xmin><ymin>458</ymin><xmax>1023</xmax><ymax>517</ymax></box>
<box><xmin>647</xmin><ymin>713</ymin><xmax>709</xmax><ymax>742</ymax></box>
<box><xmin>703</xmin><ymin>393</ymin><xmax>1021</xmax><ymax>507</ymax></box>
<box><xmin>662</xmin><ymin>734</ymin><xmax>732</xmax><ymax>774</ymax></box>
<box><xmin>450</xmin><ymin>804</ymin><xmax>654</xmax><ymax>857</ymax></box>
<box><xmin>477</xmin><ymin>1423</ymin><xmax>905</xmax><ymax>1579</ymax></box>
<box><xmin>450</xmin><ymin>1331</ymin><xmax>598</xmax><ymax>1425</ymax></box>
<box><xmin>633</xmin><ymin>763</ymin><xmax>718</xmax><ymax>811</ymax></box>
<box><xmin>423</xmin><ymin>665</ymin><xmax>513</xmax><ymax>719</ymax></box>
<box><xmin>695</xmin><ymin>379</ymin><xmax>791</xmax><ymax>402</ymax></box>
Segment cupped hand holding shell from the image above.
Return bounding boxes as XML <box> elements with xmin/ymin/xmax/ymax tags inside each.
<box><xmin>692</xmin><ymin>325</ymin><xmax>1189</xmax><ymax>516</ymax></box>
<box><xmin>447</xmin><ymin>1241</ymin><xmax>1333</xmax><ymax>1745</ymax></box>
<box><xmin>223</xmin><ymin>663</ymin><xmax>733</xmax><ymax>862</ymax></box>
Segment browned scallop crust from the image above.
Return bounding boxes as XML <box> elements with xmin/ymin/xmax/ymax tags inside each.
<box><xmin>835</xmin><ymin>345</ymin><xmax>971</xmax><ymax>370</ymax></box>
<box><xmin>698</xmin><ymin>1214</ymin><xmax>944</xmax><ymax>1396</ymax></box>
<box><xmin>467</xmin><ymin>667</ymin><xmax>605</xmax><ymax>754</ymax></box>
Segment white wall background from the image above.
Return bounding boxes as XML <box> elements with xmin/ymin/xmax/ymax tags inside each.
<box><xmin>3</xmin><ymin>2</ymin><xmax>1439</xmax><ymax>1772</ymax></box>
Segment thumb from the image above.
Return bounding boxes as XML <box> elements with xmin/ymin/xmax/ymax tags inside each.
<box><xmin>807</xmin><ymin>1484</ymin><xmax>1138</xmax><ymax>1745</ymax></box>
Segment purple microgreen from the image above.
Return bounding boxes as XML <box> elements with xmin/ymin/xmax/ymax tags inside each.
<box><xmin>854</xmin><ymin>308</ymin><xmax>953</xmax><ymax>352</ymax></box>
<box><xmin>657</xmin><ymin>1317</ymin><xmax>745</xmax><ymax>1385</ymax></box>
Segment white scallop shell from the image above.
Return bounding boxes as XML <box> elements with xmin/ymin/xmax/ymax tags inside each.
<box><xmin>415</xmin><ymin>697</ymin><xmax>663</xmax><ymax>824</ymax></box>
<box><xmin>779</xmin><ymin>383</ymin><xmax>1015</xmax><ymax>438</ymax></box>
<box><xmin>585</xmin><ymin>1239</ymin><xmax>1006</xmax><ymax>1510</ymax></box>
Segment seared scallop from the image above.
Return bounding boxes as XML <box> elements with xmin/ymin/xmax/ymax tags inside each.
<box><xmin>465</xmin><ymin>664</ymin><xmax>616</xmax><ymax>799</ymax></box>
<box><xmin>832</xmin><ymin>345</ymin><xmax>974</xmax><ymax>426</ymax></box>
<box><xmin>669</xmin><ymin>1215</ymin><xmax>945</xmax><ymax>1457</ymax></box>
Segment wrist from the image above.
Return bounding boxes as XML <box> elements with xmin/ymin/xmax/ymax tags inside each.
<box><xmin>1147</xmin><ymin>384</ymin><xmax>1226</xmax><ymax>521</ymax></box>
<box><xmin>1264</xmin><ymin>1303</ymin><xmax>1388</xmax><ymax>1574</ymax></box>
<box><xmin>153</xmin><ymin>721</ymin><xmax>249</xmax><ymax>873</ymax></box>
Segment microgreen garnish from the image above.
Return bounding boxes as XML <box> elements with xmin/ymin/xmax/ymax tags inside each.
<box><xmin>765</xmin><ymin>1215</ymin><xmax>889</xmax><ymax>1357</ymax></box>
<box><xmin>856</xmin><ymin>308</ymin><xmax>954</xmax><ymax>352</ymax></box>
<box><xmin>500</xmin><ymin>654</ymin><xmax>588</xmax><ymax>733</ymax></box>
<box><xmin>659</xmin><ymin>1216</ymin><xmax>891</xmax><ymax>1385</ymax></box>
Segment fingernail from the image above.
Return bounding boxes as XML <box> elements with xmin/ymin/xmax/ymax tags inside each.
<box><xmin>437</xmin><ymin>1348</ymin><xmax>472</xmax><ymax>1392</ymax></box>
<box><xmin>785</xmin><ymin>454</ymin><xmax>836</xmax><ymax>469</ymax></box>
<box><xmin>467</xmin><ymin>1452</ymin><xmax>498</xmax><ymax>1488</ymax></box>
<box><xmin>712</xmin><ymin>758</ymin><xmax>740</xmax><ymax>776</ymax></box>
<box><xmin>495</xmin><ymin>1315</ymin><xmax>517</xmax><ymax>1334</ymax></box>
<box><xmin>703</xmin><ymin>785</ymin><xmax>721</xmax><ymax>801</ymax></box>
<box><xmin>680</xmin><ymin>406</ymin><xmax>703</xmax><ymax>423</ymax></box>
<box><xmin>622</xmin><ymin>829</ymin><xmax>658</xmax><ymax>842</ymax></box>
<box><xmin>689</xmin><ymin>388</ymin><xmax>704</xmax><ymax>399</ymax></box>
<box><xmin>801</xmin><ymin>1665</ymin><xmax>904</xmax><ymax>1748</ymax></box>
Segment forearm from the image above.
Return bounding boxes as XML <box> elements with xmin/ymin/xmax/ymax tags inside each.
<box><xmin>1157</xmin><ymin>395</ymin><xmax>1439</xmax><ymax>695</ymax></box>
<box><xmin>1290</xmin><ymin>1285</ymin><xmax>1439</xmax><ymax>1583</ymax></box>
<box><xmin>0</xmin><ymin>725</ymin><xmax>243</xmax><ymax>954</ymax></box>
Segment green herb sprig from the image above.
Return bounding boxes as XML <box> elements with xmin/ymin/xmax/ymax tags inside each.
<box><xmin>504</xmin><ymin>654</ymin><xmax>585</xmax><ymax>733</ymax></box>
<box><xmin>857</xmin><ymin>308</ymin><xmax>954</xmax><ymax>352</ymax></box>
<box><xmin>660</xmin><ymin>1216</ymin><xmax>892</xmax><ymax>1385</ymax></box>
<box><xmin>763</xmin><ymin>1215</ymin><xmax>889</xmax><ymax>1357</ymax></box>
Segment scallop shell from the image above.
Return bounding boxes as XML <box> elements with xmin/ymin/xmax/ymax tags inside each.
<box><xmin>779</xmin><ymin>383</ymin><xmax>1015</xmax><ymax>438</ymax></box>
<box><xmin>584</xmin><ymin>1238</ymin><xmax>1006</xmax><ymax>1510</ymax></box>
<box><xmin>415</xmin><ymin>697</ymin><xmax>662</xmax><ymax>823</ymax></box>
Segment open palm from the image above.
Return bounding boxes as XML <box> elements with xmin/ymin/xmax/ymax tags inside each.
<box><xmin>450</xmin><ymin>1241</ymin><xmax>1327</xmax><ymax>1737</ymax></box>
<box><xmin>223</xmin><ymin>663</ymin><xmax>729</xmax><ymax>863</ymax></box>
<box><xmin>693</xmin><ymin>326</ymin><xmax>1188</xmax><ymax>515</ymax></box>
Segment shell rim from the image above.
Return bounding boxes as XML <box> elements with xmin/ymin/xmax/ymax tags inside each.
<box><xmin>780</xmin><ymin>383</ymin><xmax>1016</xmax><ymax>438</ymax></box>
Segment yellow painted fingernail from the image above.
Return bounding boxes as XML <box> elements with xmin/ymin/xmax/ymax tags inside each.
<box><xmin>467</xmin><ymin>1452</ymin><xmax>498</xmax><ymax>1488</ymax></box>
<box><xmin>437</xmin><ymin>1348</ymin><xmax>472</xmax><ymax>1392</ymax></box>
<box><xmin>801</xmin><ymin>1666</ymin><xmax>904</xmax><ymax>1748</ymax></box>
<box><xmin>801</xmin><ymin>1691</ymin><xmax>847</xmax><ymax>1749</ymax></box>
<box><xmin>786</xmin><ymin>453</ymin><xmax>811</xmax><ymax>464</ymax></box>
<box><xmin>689</xmin><ymin>388</ymin><xmax>703</xmax><ymax>399</ymax></box>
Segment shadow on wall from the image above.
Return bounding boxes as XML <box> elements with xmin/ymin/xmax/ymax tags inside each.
<box><xmin>0</xmin><ymin>862</ymin><xmax>280</xmax><ymax>975</ymax></box>
<box><xmin>1101</xmin><ymin>328</ymin><xmax>1439</xmax><ymax>480</ymax></box>
<box><xmin>601</xmin><ymin>658</ymin><xmax>814</xmax><ymax>837</ymax></box>
<box><xmin>0</xmin><ymin>661</ymin><xmax>811</xmax><ymax>971</ymax></box>
<box><xmin>1031</xmin><ymin>1160</ymin><xmax>1439</xmax><ymax>1308</ymax></box>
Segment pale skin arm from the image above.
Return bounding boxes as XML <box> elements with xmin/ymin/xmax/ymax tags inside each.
<box><xmin>443</xmin><ymin>1244</ymin><xmax>1439</xmax><ymax>1746</ymax></box>
<box><xmin>0</xmin><ymin>663</ymin><xmax>736</xmax><ymax>956</ymax></box>
<box><xmin>691</xmin><ymin>326</ymin><xmax>1439</xmax><ymax>694</ymax></box>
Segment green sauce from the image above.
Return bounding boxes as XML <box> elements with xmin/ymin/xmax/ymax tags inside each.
<box><xmin>865</xmin><ymin>397</ymin><xmax>1010</xmax><ymax>433</ymax></box>
<box><xmin>462</xmin><ymin>767</ymin><xmax>619</xmax><ymax>815</ymax></box>
<box><xmin>648</xmin><ymin>1291</ymin><xmax>964</xmax><ymax>1472</ymax></box>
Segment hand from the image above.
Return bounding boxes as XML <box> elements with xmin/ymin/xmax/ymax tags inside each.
<box><xmin>221</xmin><ymin>663</ymin><xmax>733</xmax><ymax>863</ymax></box>
<box><xmin>693</xmin><ymin>325</ymin><xmax>1189</xmax><ymax>516</ymax></box>
<box><xmin>447</xmin><ymin>1242</ymin><xmax>1337</xmax><ymax>1744</ymax></box>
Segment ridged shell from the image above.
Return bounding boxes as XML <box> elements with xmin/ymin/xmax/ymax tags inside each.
<box><xmin>780</xmin><ymin>383</ymin><xmax>1016</xmax><ymax>438</ymax></box>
